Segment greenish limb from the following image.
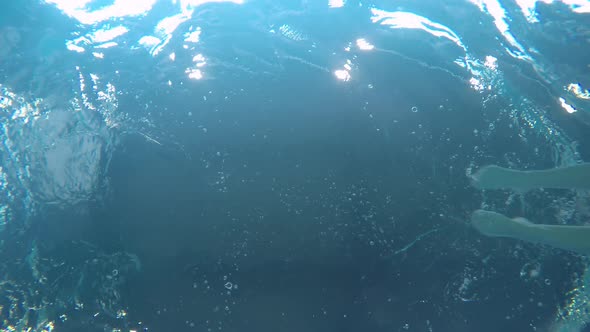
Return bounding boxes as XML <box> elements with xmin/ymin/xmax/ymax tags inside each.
<box><xmin>471</xmin><ymin>163</ymin><xmax>590</xmax><ymax>192</ymax></box>
<box><xmin>472</xmin><ymin>209</ymin><xmax>590</xmax><ymax>256</ymax></box>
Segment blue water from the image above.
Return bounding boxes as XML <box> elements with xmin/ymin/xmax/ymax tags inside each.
<box><xmin>1</xmin><ymin>0</ymin><xmax>590</xmax><ymax>331</ymax></box>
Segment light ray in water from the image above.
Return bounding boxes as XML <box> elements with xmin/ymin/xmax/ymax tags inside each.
<box><xmin>392</xmin><ymin>227</ymin><xmax>443</xmax><ymax>256</ymax></box>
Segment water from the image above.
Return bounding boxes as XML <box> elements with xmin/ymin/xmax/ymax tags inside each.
<box><xmin>0</xmin><ymin>0</ymin><xmax>589</xmax><ymax>331</ymax></box>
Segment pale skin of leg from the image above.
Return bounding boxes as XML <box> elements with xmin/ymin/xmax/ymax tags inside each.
<box><xmin>470</xmin><ymin>163</ymin><xmax>590</xmax><ymax>254</ymax></box>
<box><xmin>471</xmin><ymin>209</ymin><xmax>590</xmax><ymax>255</ymax></box>
<box><xmin>471</xmin><ymin>163</ymin><xmax>590</xmax><ymax>192</ymax></box>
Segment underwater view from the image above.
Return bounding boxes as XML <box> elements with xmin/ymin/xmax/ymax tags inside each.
<box><xmin>1</xmin><ymin>0</ymin><xmax>590</xmax><ymax>331</ymax></box>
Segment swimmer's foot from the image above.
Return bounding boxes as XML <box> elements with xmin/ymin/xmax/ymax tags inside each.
<box><xmin>472</xmin><ymin>209</ymin><xmax>590</xmax><ymax>255</ymax></box>
<box><xmin>471</xmin><ymin>163</ymin><xmax>590</xmax><ymax>191</ymax></box>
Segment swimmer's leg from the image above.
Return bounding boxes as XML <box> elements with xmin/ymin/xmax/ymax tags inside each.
<box><xmin>471</xmin><ymin>163</ymin><xmax>590</xmax><ymax>191</ymax></box>
<box><xmin>472</xmin><ymin>210</ymin><xmax>590</xmax><ymax>256</ymax></box>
